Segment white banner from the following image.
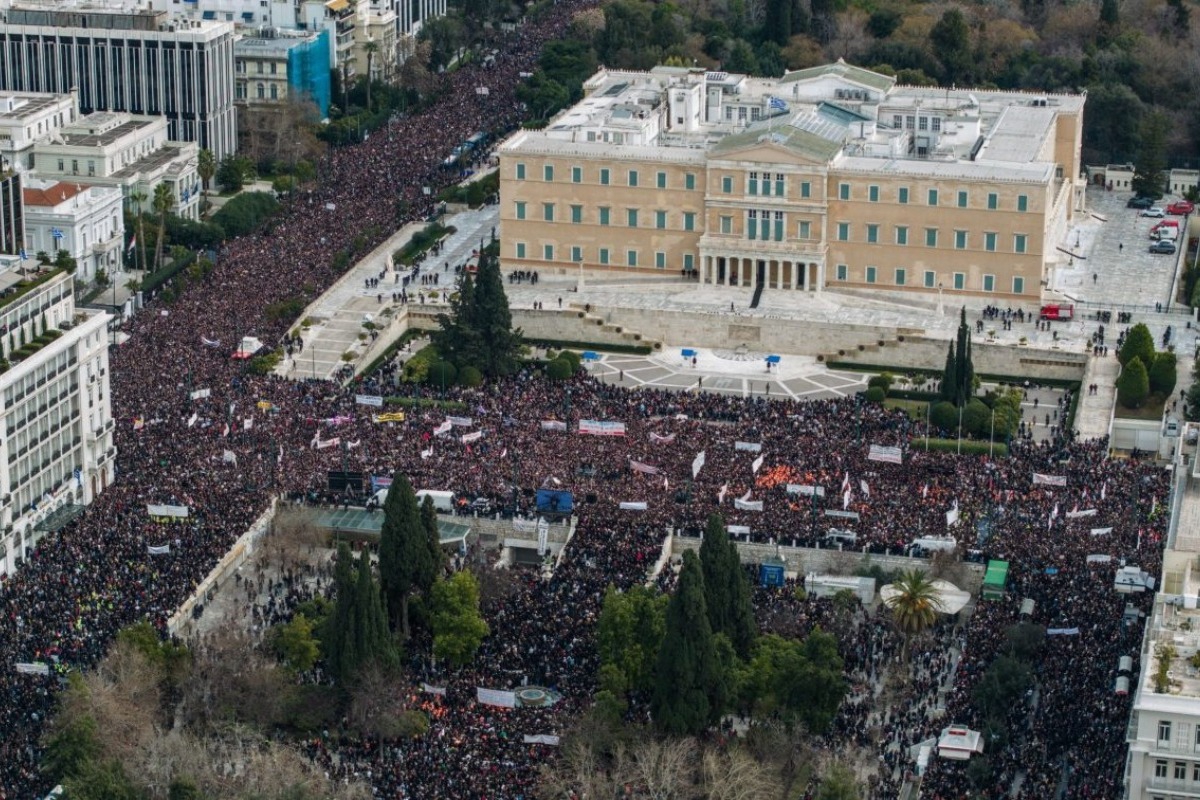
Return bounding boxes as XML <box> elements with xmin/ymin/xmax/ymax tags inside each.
<box><xmin>355</xmin><ymin>394</ymin><xmax>384</xmax><ymax>407</ymax></box>
<box><xmin>728</xmin><ymin>524</ymin><xmax>751</xmax><ymax>536</ymax></box>
<box><xmin>14</xmin><ymin>662</ymin><xmax>50</xmax><ymax>676</ymax></box>
<box><xmin>751</xmin><ymin>454</ymin><xmax>765</xmax><ymax>474</ymax></box>
<box><xmin>523</xmin><ymin>734</ymin><xmax>561</xmax><ymax>746</ymax></box>
<box><xmin>1065</xmin><ymin>508</ymin><xmax>1098</xmax><ymax>519</ymax></box>
<box><xmin>512</xmin><ymin>518</ymin><xmax>539</xmax><ymax>535</ymax></box>
<box><xmin>461</xmin><ymin>430</ymin><xmax>483</xmax><ymax>443</ymax></box>
<box><xmin>1086</xmin><ymin>554</ymin><xmax>1112</xmax><ymax>563</ymax></box>
<box><xmin>434</xmin><ymin>421</ymin><xmax>453</xmax><ymax>436</ymax></box>
<box><xmin>476</xmin><ymin>687</ymin><xmax>518</xmax><ymax>707</ymax></box>
<box><xmin>734</xmin><ymin>491</ymin><xmax>763</xmax><ymax>512</ymax></box>
<box><xmin>946</xmin><ymin>506</ymin><xmax>961</xmax><ymax>527</ymax></box>
<box><xmin>540</xmin><ymin>420</ymin><xmax>567</xmax><ymax>431</ymax></box>
<box><xmin>243</xmin><ymin>417</ymin><xmax>253</xmax><ymax>431</ymax></box>
<box><xmin>824</xmin><ymin>509</ymin><xmax>860</xmax><ymax>521</ymax></box>
<box><xmin>630</xmin><ymin>460</ymin><xmax>660</xmax><ymax>475</ymax></box>
<box><xmin>222</xmin><ymin>449</ymin><xmax>237</xmax><ymax>464</ymax></box>
<box><xmin>579</xmin><ymin>420</ymin><xmax>626</xmax><ymax>436</ymax></box>
<box><xmin>735</xmin><ymin>441</ymin><xmax>762</xmax><ymax>452</ymax></box>
<box><xmin>421</xmin><ymin>682</ymin><xmax>447</xmax><ymax>696</ymax></box>
<box><xmin>536</xmin><ymin>517</ymin><xmax>549</xmax><ymax>556</ymax></box>
<box><xmin>649</xmin><ymin>432</ymin><xmax>676</xmax><ymax>444</ymax></box>
<box><xmin>692</xmin><ymin>450</ymin><xmax>706</xmax><ymax>479</ymax></box>
<box><xmin>868</xmin><ymin>444</ymin><xmax>903</xmax><ymax>464</ymax></box>
<box><xmin>189</xmin><ymin>388</ymin><xmax>211</xmax><ymax>400</ymax></box>
<box><xmin>147</xmin><ymin>544</ymin><xmax>171</xmax><ymax>555</ymax></box>
<box><xmin>1047</xmin><ymin>627</ymin><xmax>1081</xmax><ymax>636</ymax></box>
<box><xmin>447</xmin><ymin>416</ymin><xmax>474</xmax><ymax>427</ymax></box>
<box><xmin>1090</xmin><ymin>527</ymin><xmax>1114</xmax><ymax>536</ymax></box>
<box><xmin>315</xmin><ymin>437</ymin><xmax>341</xmax><ymax>450</ymax></box>
<box><xmin>787</xmin><ymin>484</ymin><xmax>826</xmax><ymax>497</ymax></box>
<box><xmin>147</xmin><ymin>504</ymin><xmax>189</xmax><ymax>518</ymax></box>
<box><xmin>1032</xmin><ymin>473</ymin><xmax>1068</xmax><ymax>487</ymax></box>
<box><xmin>619</xmin><ymin>501</ymin><xmax>648</xmax><ymax>511</ymax></box>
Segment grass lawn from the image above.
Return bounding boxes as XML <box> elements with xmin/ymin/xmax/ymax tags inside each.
<box><xmin>1115</xmin><ymin>393</ymin><xmax>1169</xmax><ymax>421</ymax></box>
<box><xmin>885</xmin><ymin>398</ymin><xmax>930</xmax><ymax>420</ymax></box>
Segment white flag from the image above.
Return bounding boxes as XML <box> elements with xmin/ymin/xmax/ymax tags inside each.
<box><xmin>922</xmin><ymin>483</ymin><xmax>929</xmax><ymax>499</ymax></box>
<box><xmin>243</xmin><ymin>417</ymin><xmax>253</xmax><ymax>431</ymax></box>
<box><xmin>420</xmin><ymin>446</ymin><xmax>434</xmax><ymax>459</ymax></box>
<box><xmin>1101</xmin><ymin>481</ymin><xmax>1107</xmax><ymax>501</ymax></box>
<box><xmin>843</xmin><ymin>488</ymin><xmax>851</xmax><ymax>510</ymax></box>
<box><xmin>187</xmin><ymin>412</ymin><xmax>198</xmax><ymax>428</ymax></box>
<box><xmin>751</xmin><ymin>454</ymin><xmax>765</xmax><ymax>475</ymax></box>
<box><xmin>692</xmin><ymin>450</ymin><xmax>706</xmax><ymax>479</ymax></box>
<box><xmin>860</xmin><ymin>479</ymin><xmax>869</xmax><ymax>498</ymax></box>
<box><xmin>841</xmin><ymin>472</ymin><xmax>850</xmax><ymax>491</ymax></box>
<box><xmin>718</xmin><ymin>483</ymin><xmax>729</xmax><ymax>504</ymax></box>
<box><xmin>222</xmin><ymin>449</ymin><xmax>237</xmax><ymax>464</ymax></box>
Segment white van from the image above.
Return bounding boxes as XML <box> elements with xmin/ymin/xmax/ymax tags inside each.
<box><xmin>1153</xmin><ymin>226</ymin><xmax>1179</xmax><ymax>242</ymax></box>
<box><xmin>416</xmin><ymin>489</ymin><xmax>456</xmax><ymax>512</ymax></box>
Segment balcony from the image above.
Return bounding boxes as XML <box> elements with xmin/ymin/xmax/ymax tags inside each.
<box><xmin>698</xmin><ymin>233</ymin><xmax>828</xmax><ymax>259</ymax></box>
<box><xmin>1147</xmin><ymin>776</ymin><xmax>1200</xmax><ymax>796</ymax></box>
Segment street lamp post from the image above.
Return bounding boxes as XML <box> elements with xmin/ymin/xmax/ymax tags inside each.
<box><xmin>937</xmin><ymin>282</ymin><xmax>944</xmax><ymax>316</ymax></box>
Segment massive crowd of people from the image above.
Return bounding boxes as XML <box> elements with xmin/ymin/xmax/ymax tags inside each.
<box><xmin>0</xmin><ymin>0</ymin><xmax>1174</xmax><ymax>796</ymax></box>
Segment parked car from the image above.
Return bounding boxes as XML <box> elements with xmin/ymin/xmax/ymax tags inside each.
<box><xmin>1128</xmin><ymin>196</ymin><xmax>1156</xmax><ymax>209</ymax></box>
<box><xmin>1141</xmin><ymin>207</ymin><xmax>1166</xmax><ymax>217</ymax></box>
<box><xmin>1150</xmin><ymin>240</ymin><xmax>1177</xmax><ymax>254</ymax></box>
<box><xmin>1167</xmin><ymin>200</ymin><xmax>1195</xmax><ymax>215</ymax></box>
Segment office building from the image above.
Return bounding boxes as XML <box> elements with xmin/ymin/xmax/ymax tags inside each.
<box><xmin>30</xmin><ymin>111</ymin><xmax>201</xmax><ymax>221</ymax></box>
<box><xmin>0</xmin><ymin>2</ymin><xmax>237</xmax><ymax>158</ymax></box>
<box><xmin>0</xmin><ymin>268</ymin><xmax>112</xmax><ymax>581</ymax></box>
<box><xmin>22</xmin><ymin>178</ymin><xmax>124</xmax><ymax>284</ymax></box>
<box><xmin>235</xmin><ymin>29</ymin><xmax>332</xmax><ymax>117</ymax></box>
<box><xmin>0</xmin><ymin>91</ymin><xmax>78</xmax><ymax>171</ymax></box>
<box><xmin>498</xmin><ymin>61</ymin><xmax>1085</xmax><ymax>302</ymax></box>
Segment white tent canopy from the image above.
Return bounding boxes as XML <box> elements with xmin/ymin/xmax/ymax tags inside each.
<box><xmin>880</xmin><ymin>578</ymin><xmax>971</xmax><ymax>615</ymax></box>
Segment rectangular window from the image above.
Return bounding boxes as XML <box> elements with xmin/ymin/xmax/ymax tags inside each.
<box><xmin>720</xmin><ymin>215</ymin><xmax>732</xmax><ymax>234</ymax></box>
<box><xmin>749</xmin><ymin>171</ymin><xmax>759</xmax><ymax>195</ymax></box>
<box><xmin>1017</xmin><ymin>194</ymin><xmax>1028</xmax><ymax>212</ymax></box>
<box><xmin>656</xmin><ymin>171</ymin><xmax>667</xmax><ymax>189</ymax></box>
<box><xmin>896</xmin><ymin>226</ymin><xmax>908</xmax><ymax>246</ymax></box>
<box><xmin>683</xmin><ymin>212</ymin><xmax>696</xmax><ymax>232</ymax></box>
<box><xmin>774</xmin><ymin>174</ymin><xmax>785</xmax><ymax>196</ymax></box>
<box><xmin>918</xmin><ymin>116</ymin><xmax>928</xmax><ymax>131</ymax></box>
<box><xmin>655</xmin><ymin>251</ymin><xmax>666</xmax><ymax>269</ymax></box>
<box><xmin>761</xmin><ymin>175</ymin><xmax>771</xmax><ymax>197</ymax></box>
<box><xmin>923</xmin><ymin>228</ymin><xmax>937</xmax><ymax>247</ymax></box>
<box><xmin>866</xmin><ymin>224</ymin><xmax>879</xmax><ymax>244</ymax></box>
<box><xmin>571</xmin><ymin>246</ymin><xmax>583</xmax><ymax>262</ymax></box>
<box><xmin>866</xmin><ymin>266</ymin><xmax>877</xmax><ymax>284</ymax></box>
<box><xmin>515</xmin><ymin>201</ymin><xmax>526</xmax><ymax>221</ymax></box>
<box><xmin>985</xmin><ymin>232</ymin><xmax>997</xmax><ymax>252</ymax></box>
<box><xmin>868</xmin><ymin>185</ymin><xmax>879</xmax><ymax>202</ymax></box>
<box><xmin>722</xmin><ymin>176</ymin><xmax>733</xmax><ymax>193</ymax></box>
<box><xmin>683</xmin><ymin>253</ymin><xmax>694</xmax><ymax>271</ymax></box>
<box><xmin>905</xmin><ymin>115</ymin><xmax>915</xmax><ymax>129</ymax></box>
<box><xmin>953</xmin><ymin>272</ymin><xmax>965</xmax><ymax>290</ymax></box>
<box><xmin>627</xmin><ymin>250</ymin><xmax>638</xmax><ymax>267</ymax></box>
<box><xmin>599</xmin><ymin>248</ymin><xmax>609</xmax><ymax>265</ymax></box>
<box><xmin>957</xmin><ymin>190</ymin><xmax>968</xmax><ymax>208</ymax></box>
<box><xmin>599</xmin><ymin>207</ymin><xmax>610</xmax><ymax>226</ymax></box>
<box><xmin>798</xmin><ymin>221</ymin><xmax>811</xmax><ymax>239</ymax></box>
<box><xmin>801</xmin><ymin>181</ymin><xmax>811</xmax><ymax>199</ymax></box>
<box><xmin>928</xmin><ymin>189</ymin><xmax>939</xmax><ymax>206</ymax></box>
<box><xmin>627</xmin><ymin>209</ymin><xmax>639</xmax><ymax>227</ymax></box>
<box><xmin>1176</xmin><ymin>763</ymin><xmax>1188</xmax><ymax>781</ymax></box>
<box><xmin>543</xmin><ymin>203</ymin><xmax>555</xmax><ymax>222</ymax></box>
<box><xmin>895</xmin><ymin>268</ymin><xmax>906</xmax><ymax>286</ymax></box>
<box><xmin>628</xmin><ymin>170</ymin><xmax>639</xmax><ymax>187</ymax></box>
<box><xmin>983</xmin><ymin>274</ymin><xmax>995</xmax><ymax>292</ymax></box>
<box><xmin>1013</xmin><ymin>276</ymin><xmax>1025</xmax><ymax>294</ymax></box>
<box><xmin>898</xmin><ymin>187</ymin><xmax>909</xmax><ymax>204</ymax></box>
<box><xmin>571</xmin><ymin>166</ymin><xmax>582</xmax><ymax>183</ymax></box>
<box><xmin>836</xmin><ymin>264</ymin><xmax>848</xmax><ymax>281</ymax></box>
<box><xmin>747</xmin><ymin>210</ymin><xmax>758</xmax><ymax>241</ymax></box>
<box><xmin>839</xmin><ymin>183</ymin><xmax>850</xmax><ymax>200</ymax></box>
<box><xmin>987</xmin><ymin>192</ymin><xmax>998</xmax><ymax>210</ymax></box>
<box><xmin>1014</xmin><ymin>234</ymin><xmax>1027</xmax><ymax>254</ymax></box>
<box><xmin>837</xmin><ymin>222</ymin><xmax>850</xmax><ymax>241</ymax></box>
<box><xmin>954</xmin><ymin>230</ymin><xmax>967</xmax><ymax>250</ymax></box>
<box><xmin>774</xmin><ymin>212</ymin><xmax>784</xmax><ymax>242</ymax></box>
<box><xmin>515</xmin><ymin>242</ymin><xmax>526</xmax><ymax>259</ymax></box>
<box><xmin>655</xmin><ymin>210</ymin><xmax>667</xmax><ymax>230</ymax></box>
<box><xmin>544</xmin><ymin>165</ymin><xmax>554</xmax><ymax>182</ymax></box>
<box><xmin>600</xmin><ymin>168</ymin><xmax>610</xmax><ymax>186</ymax></box>
<box><xmin>1155</xmin><ymin>761</ymin><xmax>1168</xmax><ymax>779</ymax></box>
<box><xmin>570</xmin><ymin>205</ymin><xmax>582</xmax><ymax>224</ymax></box>
<box><xmin>543</xmin><ymin>244</ymin><xmax>554</xmax><ymax>260</ymax></box>
<box><xmin>515</xmin><ymin>163</ymin><xmax>526</xmax><ymax>180</ymax></box>
<box><xmin>924</xmin><ymin>270</ymin><xmax>936</xmax><ymax>288</ymax></box>
<box><xmin>685</xmin><ymin>173</ymin><xmax>696</xmax><ymax>191</ymax></box>
<box><xmin>931</xmin><ymin>117</ymin><xmax>941</xmax><ymax>132</ymax></box>
<box><xmin>893</xmin><ymin>114</ymin><xmax>902</xmax><ymax>128</ymax></box>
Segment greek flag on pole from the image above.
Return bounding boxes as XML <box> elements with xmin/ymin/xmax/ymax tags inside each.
<box><xmin>768</xmin><ymin>96</ymin><xmax>788</xmax><ymax>112</ymax></box>
<box><xmin>51</xmin><ymin>227</ymin><xmax>63</xmax><ymax>240</ymax></box>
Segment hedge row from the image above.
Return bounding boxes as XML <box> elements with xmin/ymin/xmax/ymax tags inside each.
<box><xmin>827</xmin><ymin>360</ymin><xmax>1084</xmax><ymax>390</ymax></box>
<box><xmin>524</xmin><ymin>338</ymin><xmax>654</xmax><ymax>356</ymax></box>
<box><xmin>141</xmin><ymin>251</ymin><xmax>198</xmax><ymax>296</ymax></box>
<box><xmin>912</xmin><ymin>437</ymin><xmax>1010</xmax><ymax>457</ymax></box>
<box><xmin>382</xmin><ymin>396</ymin><xmax>468</xmax><ymax>411</ymax></box>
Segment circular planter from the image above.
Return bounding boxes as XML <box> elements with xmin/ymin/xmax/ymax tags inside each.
<box><xmin>897</xmin><ymin>335</ymin><xmax>905</xmax><ymax>342</ymax></box>
<box><xmin>858</xmin><ymin>344</ymin><xmax>866</xmax><ymax>351</ymax></box>
<box><xmin>838</xmin><ymin>349</ymin><xmax>846</xmax><ymax>356</ymax></box>
<box><xmin>816</xmin><ymin>354</ymin><xmax>825</xmax><ymax>362</ymax></box>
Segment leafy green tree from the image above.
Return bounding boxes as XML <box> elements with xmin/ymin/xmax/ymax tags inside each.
<box><xmin>430</xmin><ymin>570</ymin><xmax>490</xmax><ymax>667</ymax></box>
<box><xmin>741</xmin><ymin>632</ymin><xmax>845</xmax><ymax>733</ymax></box>
<box><xmin>1133</xmin><ymin>112</ymin><xmax>1169</xmax><ymax>199</ymax></box>
<box><xmin>1100</xmin><ymin>0</ymin><xmax>1119</xmax><ymax>26</ymax></box>
<box><xmin>167</xmin><ymin>776</ymin><xmax>202</xmax><ymax>800</ymax></box>
<box><xmin>210</xmin><ymin>191</ymin><xmax>280</xmax><ymax>239</ymax></box>
<box><xmin>216</xmin><ymin>155</ymin><xmax>252</xmax><ymax>192</ymax></box>
<box><xmin>351</xmin><ymin>546</ymin><xmax>394</xmax><ymax>671</ymax></box>
<box><xmin>652</xmin><ymin>549</ymin><xmax>728</xmax><ymax>735</ymax></box>
<box><xmin>420</xmin><ymin>495</ymin><xmax>447</xmax><ymax>584</ymax></box>
<box><xmin>930</xmin><ymin>9</ymin><xmax>972</xmax><ymax>85</ymax></box>
<box><xmin>269</xmin><ymin>613</ymin><xmax>321</xmax><ymax>673</ymax></box>
<box><xmin>699</xmin><ymin>514</ymin><xmax>757</xmax><ymax>658</ymax></box>
<box><xmin>41</xmin><ymin>711</ymin><xmax>101</xmax><ymax>783</ymax></box>
<box><xmin>940</xmin><ymin>341</ymin><xmax>958</xmax><ymax>406</ymax></box>
<box><xmin>1083</xmin><ymin>83</ymin><xmax>1144</xmax><ymax>164</ymax></box>
<box><xmin>378</xmin><ymin>474</ymin><xmax>435</xmax><ymax>639</ymax></box>
<box><xmin>962</xmin><ymin>398</ymin><xmax>992</xmax><ymax>437</ymax></box>
<box><xmin>973</xmin><ymin>654</ymin><xmax>1033</xmax><ymax>720</ymax></box>
<box><xmin>1119</xmin><ymin>323</ymin><xmax>1155</xmax><ymax>368</ymax></box>
<box><xmin>596</xmin><ymin>584</ymin><xmax>669</xmax><ymax>695</ymax></box>
<box><xmin>817</xmin><ymin>763</ymin><xmax>861</xmax><ymax>800</ymax></box>
<box><xmin>1004</xmin><ymin>622</ymin><xmax>1046</xmax><ymax>661</ymax></box>
<box><xmin>930</xmin><ymin>400</ymin><xmax>959</xmax><ymax>434</ymax></box>
<box><xmin>884</xmin><ymin>569</ymin><xmax>943</xmax><ymax>658</ymax></box>
<box><xmin>515</xmin><ymin>71</ymin><xmax>571</xmax><ymax>120</ymax></box>
<box><xmin>1117</xmin><ymin>356</ymin><xmax>1151</xmax><ymax>408</ymax></box>
<box><xmin>763</xmin><ymin>0</ymin><xmax>792</xmax><ymax>46</ymax></box>
<box><xmin>63</xmin><ymin>758</ymin><xmax>144</xmax><ymax>800</ymax></box>
<box><xmin>1149</xmin><ymin>350</ymin><xmax>1177</xmax><ymax>395</ymax></box>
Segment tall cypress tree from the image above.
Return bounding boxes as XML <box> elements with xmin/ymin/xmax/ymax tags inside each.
<box><xmin>652</xmin><ymin>550</ymin><xmax>727</xmax><ymax>735</ymax></box>
<box><xmin>351</xmin><ymin>547</ymin><xmax>393</xmax><ymax>671</ymax></box>
<box><xmin>378</xmin><ymin>473</ymin><xmax>432</xmax><ymax>639</ymax></box>
<box><xmin>941</xmin><ymin>309</ymin><xmax>974</xmax><ymax>407</ymax></box>
<box><xmin>699</xmin><ymin>514</ymin><xmax>757</xmax><ymax>659</ymax></box>
<box><xmin>326</xmin><ymin>542</ymin><xmax>359</xmax><ymax>680</ymax></box>
<box><xmin>472</xmin><ymin>250</ymin><xmax>523</xmax><ymax>377</ymax></box>
<box><xmin>941</xmin><ymin>341</ymin><xmax>957</xmax><ymax>404</ymax></box>
<box><xmin>419</xmin><ymin>495</ymin><xmax>447</xmax><ymax>588</ymax></box>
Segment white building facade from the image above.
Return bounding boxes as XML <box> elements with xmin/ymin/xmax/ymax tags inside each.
<box><xmin>0</xmin><ymin>91</ymin><xmax>78</xmax><ymax>171</ymax></box>
<box><xmin>22</xmin><ymin>179</ymin><xmax>124</xmax><ymax>284</ymax></box>
<box><xmin>0</xmin><ymin>269</ymin><xmax>112</xmax><ymax>581</ymax></box>
<box><xmin>0</xmin><ymin>4</ymin><xmax>237</xmax><ymax>158</ymax></box>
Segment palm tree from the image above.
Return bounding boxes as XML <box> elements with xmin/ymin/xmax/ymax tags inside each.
<box><xmin>883</xmin><ymin>569</ymin><xmax>944</xmax><ymax>660</ymax></box>
<box><xmin>197</xmin><ymin>149</ymin><xmax>215</xmax><ymax>215</ymax></box>
<box><xmin>363</xmin><ymin>39</ymin><xmax>379</xmax><ymax>112</ymax></box>
<box><xmin>151</xmin><ymin>183</ymin><xmax>173</xmax><ymax>273</ymax></box>
<box><xmin>129</xmin><ymin>187</ymin><xmax>149</xmax><ymax>273</ymax></box>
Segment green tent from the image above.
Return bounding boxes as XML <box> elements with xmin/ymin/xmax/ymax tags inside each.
<box><xmin>982</xmin><ymin>560</ymin><xmax>1009</xmax><ymax>600</ymax></box>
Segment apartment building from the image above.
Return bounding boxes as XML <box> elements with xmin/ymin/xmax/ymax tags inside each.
<box><xmin>30</xmin><ymin>112</ymin><xmax>201</xmax><ymax>221</ymax></box>
<box><xmin>0</xmin><ymin>2</ymin><xmax>237</xmax><ymax>158</ymax></box>
<box><xmin>22</xmin><ymin>178</ymin><xmax>124</xmax><ymax>284</ymax></box>
<box><xmin>351</xmin><ymin>1</ymin><xmax>398</xmax><ymax>83</ymax></box>
<box><xmin>0</xmin><ymin>268</ymin><xmax>112</xmax><ymax>581</ymax></box>
<box><xmin>235</xmin><ymin>29</ymin><xmax>332</xmax><ymax>116</ymax></box>
<box><xmin>499</xmin><ymin>61</ymin><xmax>1085</xmax><ymax>302</ymax></box>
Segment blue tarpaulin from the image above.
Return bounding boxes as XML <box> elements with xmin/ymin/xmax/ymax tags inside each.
<box><xmin>681</xmin><ymin>349</ymin><xmax>697</xmax><ymax>357</ymax></box>
<box><xmin>536</xmin><ymin>488</ymin><xmax>574</xmax><ymax>513</ymax></box>
<box><xmin>582</xmin><ymin>351</ymin><xmax>600</xmax><ymax>361</ymax></box>
<box><xmin>766</xmin><ymin>355</ymin><xmax>781</xmax><ymax>364</ymax></box>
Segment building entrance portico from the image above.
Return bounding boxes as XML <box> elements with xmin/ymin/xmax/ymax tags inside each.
<box><xmin>702</xmin><ymin>254</ymin><xmax>824</xmax><ymax>292</ymax></box>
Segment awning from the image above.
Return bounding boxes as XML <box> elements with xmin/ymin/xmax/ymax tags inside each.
<box><xmin>241</xmin><ymin>11</ymin><xmax>254</xmax><ymax>19</ymax></box>
<box><xmin>34</xmin><ymin>504</ymin><xmax>85</xmax><ymax>534</ymax></box>
<box><xmin>325</xmin><ymin>0</ymin><xmax>349</xmax><ymax>10</ymax></box>
<box><xmin>201</xmin><ymin>10</ymin><xmax>215</xmax><ymax>19</ymax></box>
